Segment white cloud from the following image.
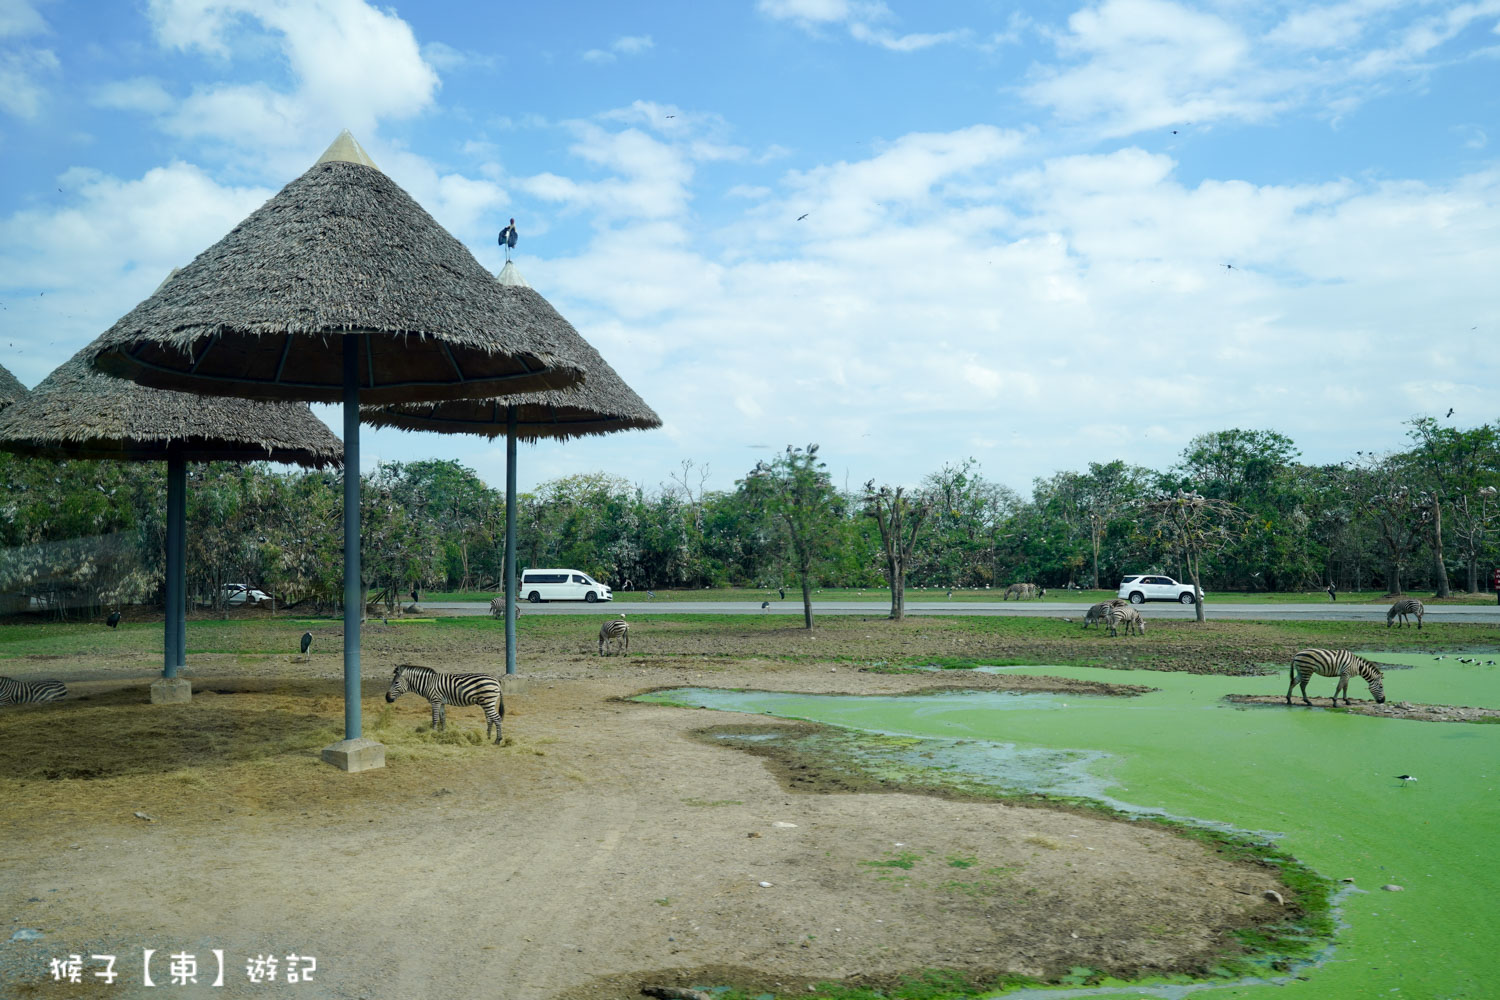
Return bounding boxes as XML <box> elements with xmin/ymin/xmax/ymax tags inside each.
<box><xmin>0</xmin><ymin>45</ymin><xmax>57</xmax><ymax>118</ymax></box>
<box><xmin>582</xmin><ymin>33</ymin><xmax>655</xmax><ymax>63</ymax></box>
<box><xmin>758</xmin><ymin>0</ymin><xmax>966</xmax><ymax>51</ymax></box>
<box><xmin>91</xmin><ymin>76</ymin><xmax>174</xmax><ymax>114</ymax></box>
<box><xmin>0</xmin><ymin>0</ymin><xmax>47</xmax><ymax>38</ymax></box>
<box><xmin>145</xmin><ymin>0</ymin><xmax>439</xmax><ymax>149</ymax></box>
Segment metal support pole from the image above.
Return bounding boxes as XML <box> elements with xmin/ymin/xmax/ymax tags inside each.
<box><xmin>164</xmin><ymin>452</ymin><xmax>186</xmax><ymax>678</ymax></box>
<box><xmin>504</xmin><ymin>406</ymin><xmax>518</xmax><ymax>676</ymax></box>
<box><xmin>343</xmin><ymin>336</ymin><xmax>362</xmax><ymax>739</ymax></box>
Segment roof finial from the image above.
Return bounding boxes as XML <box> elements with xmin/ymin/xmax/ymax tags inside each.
<box><xmin>315</xmin><ymin>130</ymin><xmax>379</xmax><ymax>170</ymax></box>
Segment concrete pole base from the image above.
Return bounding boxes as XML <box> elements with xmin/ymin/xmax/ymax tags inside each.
<box><xmin>499</xmin><ymin>674</ymin><xmax>528</xmax><ymax>694</ymax></box>
<box><xmin>149</xmin><ymin>677</ymin><xmax>192</xmax><ymax>704</ymax></box>
<box><xmin>320</xmin><ymin>737</ymin><xmax>386</xmax><ymax>772</ymax></box>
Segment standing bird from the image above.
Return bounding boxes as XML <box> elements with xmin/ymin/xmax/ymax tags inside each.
<box><xmin>300</xmin><ymin>631</ymin><xmax>313</xmax><ymax>661</ymax></box>
<box><xmin>646</xmin><ymin>590</ymin><xmax>656</xmax><ymax>600</ymax></box>
<box><xmin>761</xmin><ymin>601</ymin><xmax>770</xmax><ymax>611</ymax></box>
<box><xmin>1395</xmin><ymin>774</ymin><xmax>1417</xmax><ymax>784</ymax></box>
<box><xmin>778</xmin><ymin>587</ymin><xmax>785</xmax><ymax>601</ymax></box>
<box><xmin>106</xmin><ymin>611</ymin><xmax>121</xmax><ymax>629</ymax></box>
<box><xmin>498</xmin><ymin>218</ymin><xmax>518</xmax><ymax>260</ymax></box>
<box><xmin>410</xmin><ymin>588</ymin><xmax>419</xmax><ymax>604</ymax></box>
<box><xmin>1326</xmin><ymin>583</ymin><xmax>1337</xmax><ymax>602</ymax></box>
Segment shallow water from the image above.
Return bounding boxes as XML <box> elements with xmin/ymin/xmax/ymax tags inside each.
<box><xmin>638</xmin><ymin>653</ymin><xmax>1500</xmax><ymax>999</ymax></box>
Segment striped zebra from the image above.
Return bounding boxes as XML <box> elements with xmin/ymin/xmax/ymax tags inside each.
<box><xmin>1084</xmin><ymin>599</ymin><xmax>1128</xmax><ymax>628</ymax></box>
<box><xmin>1386</xmin><ymin>598</ymin><xmax>1424</xmax><ymax>629</ymax></box>
<box><xmin>1106</xmin><ymin>605</ymin><xmax>1145</xmax><ymax>637</ymax></box>
<box><xmin>489</xmin><ymin>596</ymin><xmax>522</xmax><ymax>620</ymax></box>
<box><xmin>1287</xmin><ymin>649</ymin><xmax>1386</xmax><ymax>706</ymax></box>
<box><xmin>0</xmin><ymin>676</ymin><xmax>67</xmax><ymax>706</ymax></box>
<box><xmin>1004</xmin><ymin>582</ymin><xmax>1045</xmax><ymax>601</ymax></box>
<box><xmin>599</xmin><ymin>617</ymin><xmax>629</xmax><ymax>656</ymax></box>
<box><xmin>384</xmin><ymin>664</ymin><xmax>505</xmax><ymax>743</ymax></box>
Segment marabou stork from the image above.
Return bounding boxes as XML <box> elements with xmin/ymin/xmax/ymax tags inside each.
<box><xmin>498</xmin><ymin>218</ymin><xmax>518</xmax><ymax>260</ymax></box>
<box><xmin>300</xmin><ymin>631</ymin><xmax>313</xmax><ymax>660</ymax></box>
<box><xmin>106</xmin><ymin>611</ymin><xmax>121</xmax><ymax>629</ymax></box>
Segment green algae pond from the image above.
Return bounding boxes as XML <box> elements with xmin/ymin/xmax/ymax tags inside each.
<box><xmin>638</xmin><ymin>652</ymin><xmax>1500</xmax><ymax>1000</ymax></box>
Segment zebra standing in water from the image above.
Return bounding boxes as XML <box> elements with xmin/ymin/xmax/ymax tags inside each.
<box><xmin>599</xmin><ymin>616</ymin><xmax>629</xmax><ymax>656</ymax></box>
<box><xmin>1386</xmin><ymin>598</ymin><xmax>1424</xmax><ymax>629</ymax></box>
<box><xmin>1287</xmin><ymin>649</ymin><xmax>1386</xmax><ymax>706</ymax></box>
<box><xmin>1084</xmin><ymin>599</ymin><xmax>1129</xmax><ymax>628</ymax></box>
<box><xmin>385</xmin><ymin>664</ymin><xmax>505</xmax><ymax>742</ymax></box>
<box><xmin>1106</xmin><ymin>605</ymin><xmax>1145</xmax><ymax>637</ymax></box>
<box><xmin>0</xmin><ymin>676</ymin><xmax>67</xmax><ymax>706</ymax></box>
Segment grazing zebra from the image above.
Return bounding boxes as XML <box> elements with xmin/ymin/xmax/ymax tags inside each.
<box><xmin>1287</xmin><ymin>649</ymin><xmax>1386</xmax><ymax>706</ymax></box>
<box><xmin>1106</xmin><ymin>605</ymin><xmax>1145</xmax><ymax>637</ymax></box>
<box><xmin>489</xmin><ymin>596</ymin><xmax>522</xmax><ymax>620</ymax></box>
<box><xmin>1084</xmin><ymin>599</ymin><xmax>1129</xmax><ymax>628</ymax></box>
<box><xmin>599</xmin><ymin>617</ymin><xmax>629</xmax><ymax>656</ymax></box>
<box><xmin>1004</xmin><ymin>582</ymin><xmax>1045</xmax><ymax>601</ymax></box>
<box><xmin>385</xmin><ymin>664</ymin><xmax>505</xmax><ymax>742</ymax></box>
<box><xmin>0</xmin><ymin>676</ymin><xmax>67</xmax><ymax>706</ymax></box>
<box><xmin>1386</xmin><ymin>598</ymin><xmax>1424</xmax><ymax>629</ymax></box>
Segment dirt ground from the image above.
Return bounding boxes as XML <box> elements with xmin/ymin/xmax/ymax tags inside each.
<box><xmin>0</xmin><ymin>636</ymin><xmax>1322</xmax><ymax>1000</ymax></box>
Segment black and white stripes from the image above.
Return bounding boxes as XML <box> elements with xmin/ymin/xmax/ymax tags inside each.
<box><xmin>598</xmin><ymin>617</ymin><xmax>629</xmax><ymax>656</ymax></box>
<box><xmin>0</xmin><ymin>676</ymin><xmax>67</xmax><ymax>706</ymax></box>
<box><xmin>385</xmin><ymin>664</ymin><xmax>505</xmax><ymax>743</ymax></box>
<box><xmin>1287</xmin><ymin>649</ymin><xmax>1386</xmax><ymax>706</ymax></box>
<box><xmin>1105</xmin><ymin>605</ymin><xmax>1145</xmax><ymax>637</ymax></box>
<box><xmin>1386</xmin><ymin>599</ymin><xmax>1424</xmax><ymax>629</ymax></box>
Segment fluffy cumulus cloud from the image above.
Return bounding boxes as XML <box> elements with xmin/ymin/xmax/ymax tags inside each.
<box><xmin>145</xmin><ymin>0</ymin><xmax>439</xmax><ymax>149</ymax></box>
<box><xmin>0</xmin><ymin>0</ymin><xmax>58</xmax><ymax>119</ymax></box>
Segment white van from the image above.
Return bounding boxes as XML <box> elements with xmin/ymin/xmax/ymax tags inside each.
<box><xmin>520</xmin><ymin>569</ymin><xmax>613</xmax><ymax>604</ymax></box>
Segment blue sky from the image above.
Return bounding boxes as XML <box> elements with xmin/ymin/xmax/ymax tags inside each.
<box><xmin>1</xmin><ymin>0</ymin><xmax>1496</xmax><ymax>498</ymax></box>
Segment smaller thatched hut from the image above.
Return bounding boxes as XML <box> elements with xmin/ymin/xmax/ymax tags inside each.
<box><xmin>0</xmin><ymin>363</ymin><xmax>26</xmax><ymax>414</ymax></box>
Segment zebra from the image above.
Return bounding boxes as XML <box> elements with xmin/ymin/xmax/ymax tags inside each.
<box><xmin>1386</xmin><ymin>598</ymin><xmax>1424</xmax><ymax>629</ymax></box>
<box><xmin>0</xmin><ymin>676</ymin><xmax>67</xmax><ymax>706</ymax></box>
<box><xmin>1106</xmin><ymin>605</ymin><xmax>1145</xmax><ymax>637</ymax></box>
<box><xmin>489</xmin><ymin>596</ymin><xmax>522</xmax><ymax>620</ymax></box>
<box><xmin>1084</xmin><ymin>599</ymin><xmax>1129</xmax><ymax>628</ymax></box>
<box><xmin>384</xmin><ymin>664</ymin><xmax>505</xmax><ymax>743</ymax></box>
<box><xmin>1004</xmin><ymin>583</ymin><xmax>1045</xmax><ymax>601</ymax></box>
<box><xmin>599</xmin><ymin>617</ymin><xmax>629</xmax><ymax>656</ymax></box>
<box><xmin>1287</xmin><ymin>649</ymin><xmax>1386</xmax><ymax>706</ymax></box>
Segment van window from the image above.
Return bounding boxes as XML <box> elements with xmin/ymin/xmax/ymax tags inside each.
<box><xmin>573</xmin><ymin>575</ymin><xmax>586</xmax><ymax>584</ymax></box>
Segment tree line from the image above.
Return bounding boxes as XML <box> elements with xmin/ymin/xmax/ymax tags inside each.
<box><xmin>1</xmin><ymin>418</ymin><xmax>1496</xmax><ymax>620</ymax></box>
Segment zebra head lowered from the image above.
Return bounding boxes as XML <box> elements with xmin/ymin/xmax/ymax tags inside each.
<box><xmin>386</xmin><ymin>664</ymin><xmax>505</xmax><ymax>743</ymax></box>
<box><xmin>1288</xmin><ymin>649</ymin><xmax>1385</xmax><ymax>707</ymax></box>
<box><xmin>599</xmin><ymin>618</ymin><xmax>629</xmax><ymax>656</ymax></box>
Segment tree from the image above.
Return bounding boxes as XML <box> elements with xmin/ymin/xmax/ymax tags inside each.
<box><xmin>1138</xmin><ymin>489</ymin><xmax>1248</xmax><ymax>623</ymax></box>
<box><xmin>1344</xmin><ymin>455</ymin><xmax>1429</xmax><ymax>595</ymax></box>
<box><xmin>740</xmin><ymin>445</ymin><xmax>841</xmax><ymax>629</ymax></box>
<box><xmin>864</xmin><ymin>481</ymin><xmax>930</xmax><ymax>620</ymax></box>
<box><xmin>1405</xmin><ymin>418</ymin><xmax>1500</xmax><ymax>595</ymax></box>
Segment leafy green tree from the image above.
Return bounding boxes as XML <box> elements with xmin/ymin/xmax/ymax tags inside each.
<box><xmin>1404</xmin><ymin>418</ymin><xmax>1500</xmax><ymax>595</ymax></box>
<box><xmin>741</xmin><ymin>445</ymin><xmax>842</xmax><ymax>628</ymax></box>
<box><xmin>1138</xmin><ymin>489</ymin><xmax>1248</xmax><ymax>623</ymax></box>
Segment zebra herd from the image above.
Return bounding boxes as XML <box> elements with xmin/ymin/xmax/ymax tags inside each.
<box><xmin>1083</xmin><ymin>598</ymin><xmax>1143</xmax><ymax>637</ymax></box>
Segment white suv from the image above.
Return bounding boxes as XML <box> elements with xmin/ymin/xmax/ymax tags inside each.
<box><xmin>1117</xmin><ymin>575</ymin><xmax>1203</xmax><ymax>605</ymax></box>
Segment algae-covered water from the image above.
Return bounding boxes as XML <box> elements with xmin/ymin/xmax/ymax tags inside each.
<box><xmin>638</xmin><ymin>652</ymin><xmax>1500</xmax><ymax>999</ymax></box>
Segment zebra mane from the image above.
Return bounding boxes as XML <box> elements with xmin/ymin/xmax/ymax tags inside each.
<box><xmin>394</xmin><ymin>663</ymin><xmax>436</xmax><ymax>677</ymax></box>
<box><xmin>1353</xmin><ymin>654</ymin><xmax>1383</xmax><ymax>677</ymax></box>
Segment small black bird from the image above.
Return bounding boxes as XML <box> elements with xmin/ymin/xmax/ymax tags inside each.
<box><xmin>1446</xmin><ymin>408</ymin><xmax>1454</xmax><ymax>418</ymax></box>
<box><xmin>1395</xmin><ymin>774</ymin><xmax>1417</xmax><ymax>783</ymax></box>
<box><xmin>106</xmin><ymin>611</ymin><xmax>121</xmax><ymax>629</ymax></box>
<box><xmin>761</xmin><ymin>601</ymin><xmax>771</xmax><ymax>610</ymax></box>
<box><xmin>796</xmin><ymin>213</ymin><xmax>809</xmax><ymax>221</ymax></box>
<box><xmin>779</xmin><ymin>587</ymin><xmax>785</xmax><ymax>601</ymax></box>
<box><xmin>411</xmin><ymin>588</ymin><xmax>419</xmax><ymax>603</ymax></box>
<box><xmin>300</xmin><ymin>631</ymin><xmax>313</xmax><ymax>658</ymax></box>
<box><xmin>1326</xmin><ymin>584</ymin><xmax>1337</xmax><ymax>602</ymax></box>
<box><xmin>1222</xmin><ymin>263</ymin><xmax>1234</xmax><ymax>270</ymax></box>
<box><xmin>945</xmin><ymin>589</ymin><xmax>952</xmax><ymax>599</ymax></box>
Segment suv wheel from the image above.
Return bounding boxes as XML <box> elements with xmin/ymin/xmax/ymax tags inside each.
<box><xmin>528</xmin><ymin>591</ymin><xmax>542</xmax><ymax>603</ymax></box>
<box><xmin>585</xmin><ymin>591</ymin><xmax>598</xmax><ymax>603</ymax></box>
<box><xmin>1179</xmin><ymin>592</ymin><xmax>1196</xmax><ymax>605</ymax></box>
<box><xmin>1128</xmin><ymin>592</ymin><xmax>1145</xmax><ymax>605</ymax></box>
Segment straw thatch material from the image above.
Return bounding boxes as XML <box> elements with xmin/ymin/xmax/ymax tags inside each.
<box><xmin>0</xmin><ymin>363</ymin><xmax>26</xmax><ymax>414</ymax></box>
<box><xmin>0</xmin><ymin>349</ymin><xmax>342</xmax><ymax>466</ymax></box>
<box><xmin>361</xmin><ymin>262</ymin><xmax>660</xmax><ymax>441</ymax></box>
<box><xmin>89</xmin><ymin>134</ymin><xmax>585</xmax><ymax>405</ymax></box>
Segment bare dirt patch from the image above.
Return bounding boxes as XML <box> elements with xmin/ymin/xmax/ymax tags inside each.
<box><xmin>1225</xmin><ymin>693</ymin><xmax>1500</xmax><ymax>723</ymax></box>
<box><xmin>0</xmin><ymin>635</ymin><xmax>1331</xmax><ymax>999</ymax></box>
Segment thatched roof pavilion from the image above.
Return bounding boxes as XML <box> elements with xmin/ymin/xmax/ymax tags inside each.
<box><xmin>0</xmin><ymin>363</ymin><xmax>25</xmax><ymax>413</ymax></box>
<box><xmin>0</xmin><ymin>350</ymin><xmax>342</xmax><ymax>464</ymax></box>
<box><xmin>89</xmin><ymin>132</ymin><xmax>585</xmax><ymax>404</ymax></box>
<box><xmin>0</xmin><ymin>345</ymin><xmax>342</xmax><ymax>701</ymax></box>
<box><xmin>79</xmin><ymin>131</ymin><xmax>606</xmax><ymax>770</ymax></box>
<box><xmin>363</xmin><ymin>261</ymin><xmax>659</xmax><ymax>676</ymax></box>
<box><xmin>362</xmin><ymin>262</ymin><xmax>660</xmax><ymax>441</ymax></box>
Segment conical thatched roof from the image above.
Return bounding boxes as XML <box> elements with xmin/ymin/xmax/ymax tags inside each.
<box><xmin>362</xmin><ymin>262</ymin><xmax>660</xmax><ymax>441</ymax></box>
<box><xmin>0</xmin><ymin>349</ymin><xmax>342</xmax><ymax>466</ymax></box>
<box><xmin>0</xmin><ymin>363</ymin><xmax>26</xmax><ymax>413</ymax></box>
<box><xmin>89</xmin><ymin>131</ymin><xmax>585</xmax><ymax>405</ymax></box>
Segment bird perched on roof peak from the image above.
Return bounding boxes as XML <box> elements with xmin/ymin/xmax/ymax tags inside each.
<box><xmin>498</xmin><ymin>218</ymin><xmax>518</xmax><ymax>260</ymax></box>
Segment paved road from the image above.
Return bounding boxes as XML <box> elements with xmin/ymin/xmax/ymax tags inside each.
<box><xmin>426</xmin><ymin>600</ymin><xmax>1500</xmax><ymax>624</ymax></box>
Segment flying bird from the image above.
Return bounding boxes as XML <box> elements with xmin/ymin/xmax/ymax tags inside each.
<box><xmin>300</xmin><ymin>631</ymin><xmax>313</xmax><ymax>658</ymax></box>
<box><xmin>106</xmin><ymin>611</ymin><xmax>121</xmax><ymax>629</ymax></box>
<box><xmin>1446</xmin><ymin>408</ymin><xmax>1454</xmax><ymax>418</ymax></box>
<box><xmin>1221</xmin><ymin>263</ymin><xmax>1234</xmax><ymax>270</ymax></box>
<box><xmin>498</xmin><ymin>218</ymin><xmax>518</xmax><ymax>259</ymax></box>
<box><xmin>796</xmin><ymin>213</ymin><xmax>809</xmax><ymax>221</ymax></box>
